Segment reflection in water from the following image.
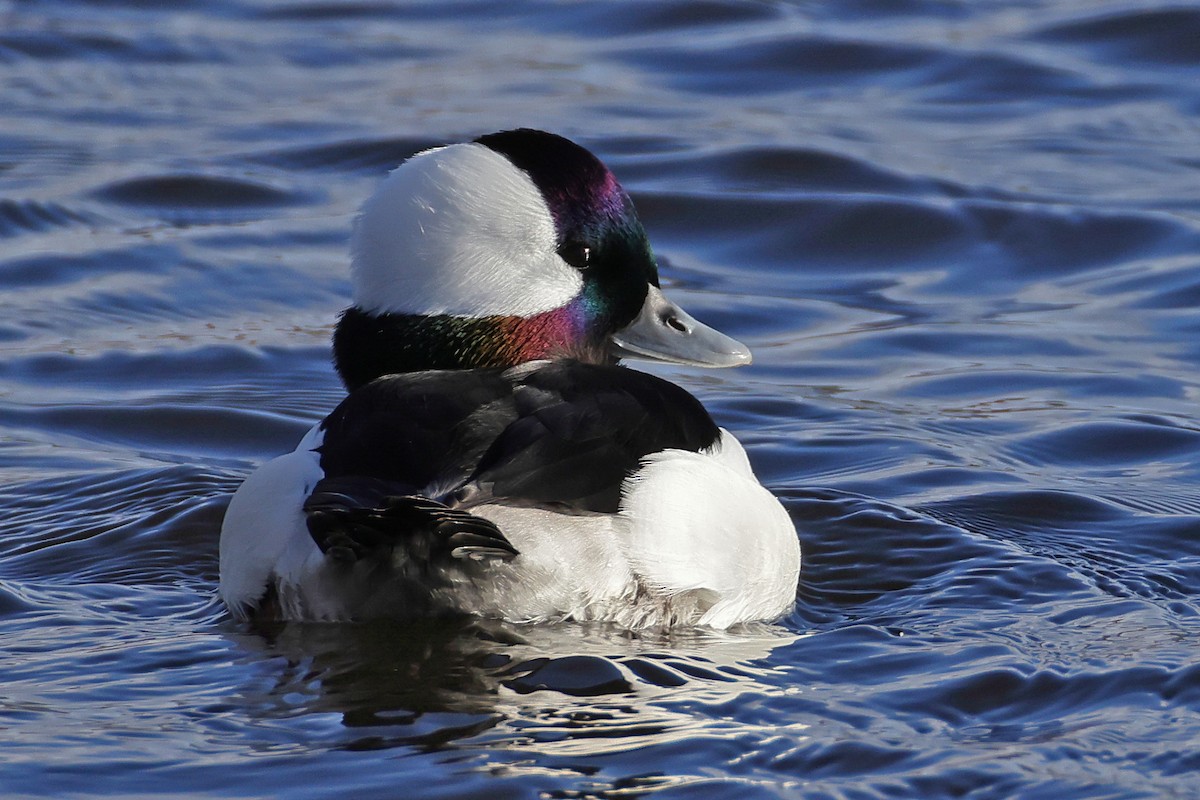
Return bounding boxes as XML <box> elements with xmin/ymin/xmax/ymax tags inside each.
<box><xmin>224</xmin><ymin>617</ymin><xmax>801</xmax><ymax>759</ymax></box>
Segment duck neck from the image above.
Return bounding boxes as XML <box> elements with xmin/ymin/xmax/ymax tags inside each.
<box><xmin>333</xmin><ymin>305</ymin><xmax>612</xmax><ymax>391</ymax></box>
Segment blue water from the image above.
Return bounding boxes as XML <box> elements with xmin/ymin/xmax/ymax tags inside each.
<box><xmin>3</xmin><ymin>1</ymin><xmax>1200</xmax><ymax>797</ymax></box>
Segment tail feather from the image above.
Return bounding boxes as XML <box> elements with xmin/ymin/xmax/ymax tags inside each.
<box><xmin>304</xmin><ymin>476</ymin><xmax>518</xmax><ymax>568</ymax></box>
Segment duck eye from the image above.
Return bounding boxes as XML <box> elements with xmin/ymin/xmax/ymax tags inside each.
<box><xmin>558</xmin><ymin>241</ymin><xmax>591</xmax><ymax>270</ymax></box>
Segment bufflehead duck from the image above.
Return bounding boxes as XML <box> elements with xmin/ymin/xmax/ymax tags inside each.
<box><xmin>219</xmin><ymin>129</ymin><xmax>800</xmax><ymax>629</ymax></box>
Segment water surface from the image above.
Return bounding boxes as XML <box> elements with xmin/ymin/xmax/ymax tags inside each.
<box><xmin>3</xmin><ymin>1</ymin><xmax>1200</xmax><ymax>797</ymax></box>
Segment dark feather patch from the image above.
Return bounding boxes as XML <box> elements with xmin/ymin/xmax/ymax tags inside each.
<box><xmin>465</xmin><ymin>362</ymin><xmax>720</xmax><ymax>512</ymax></box>
<box><xmin>309</xmin><ymin>361</ymin><xmax>722</xmax><ymax>548</ymax></box>
<box><xmin>304</xmin><ymin>475</ymin><xmax>518</xmax><ymax>568</ymax></box>
<box><xmin>317</xmin><ymin>368</ymin><xmax>517</xmax><ymax>496</ymax></box>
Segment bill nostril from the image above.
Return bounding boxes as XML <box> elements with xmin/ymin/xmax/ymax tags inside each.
<box><xmin>665</xmin><ymin>315</ymin><xmax>688</xmax><ymax>333</ymax></box>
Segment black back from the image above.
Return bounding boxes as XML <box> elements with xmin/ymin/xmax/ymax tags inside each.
<box><xmin>315</xmin><ymin>361</ymin><xmax>721</xmax><ymax>515</ymax></box>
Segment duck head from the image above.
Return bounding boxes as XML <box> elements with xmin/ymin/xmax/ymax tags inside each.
<box><xmin>334</xmin><ymin>128</ymin><xmax>751</xmax><ymax>391</ymax></box>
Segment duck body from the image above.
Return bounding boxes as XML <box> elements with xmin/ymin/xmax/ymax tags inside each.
<box><xmin>219</xmin><ymin>129</ymin><xmax>800</xmax><ymax>629</ymax></box>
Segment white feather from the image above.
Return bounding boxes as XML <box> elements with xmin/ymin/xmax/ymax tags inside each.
<box><xmin>618</xmin><ymin>431</ymin><xmax>801</xmax><ymax>628</ymax></box>
<box><xmin>350</xmin><ymin>143</ymin><xmax>582</xmax><ymax>318</ymax></box>
<box><xmin>218</xmin><ymin>424</ymin><xmax>325</xmax><ymax>620</ymax></box>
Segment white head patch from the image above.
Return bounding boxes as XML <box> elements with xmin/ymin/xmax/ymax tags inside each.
<box><xmin>350</xmin><ymin>142</ymin><xmax>583</xmax><ymax>317</ymax></box>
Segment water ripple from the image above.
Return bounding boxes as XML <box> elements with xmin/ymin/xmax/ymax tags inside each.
<box><xmin>92</xmin><ymin>174</ymin><xmax>313</xmax><ymax>223</ymax></box>
<box><xmin>3</xmin><ymin>1</ymin><xmax>1200</xmax><ymax>797</ymax></box>
<box><xmin>1035</xmin><ymin>8</ymin><xmax>1200</xmax><ymax>67</ymax></box>
<box><xmin>246</xmin><ymin>136</ymin><xmax>441</xmax><ymax>174</ymax></box>
<box><xmin>0</xmin><ymin>198</ymin><xmax>100</xmax><ymax>238</ymax></box>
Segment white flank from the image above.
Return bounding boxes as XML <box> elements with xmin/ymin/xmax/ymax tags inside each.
<box><xmin>218</xmin><ymin>424</ymin><xmax>325</xmax><ymax>620</ymax></box>
<box><xmin>618</xmin><ymin>431</ymin><xmax>801</xmax><ymax>628</ymax></box>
